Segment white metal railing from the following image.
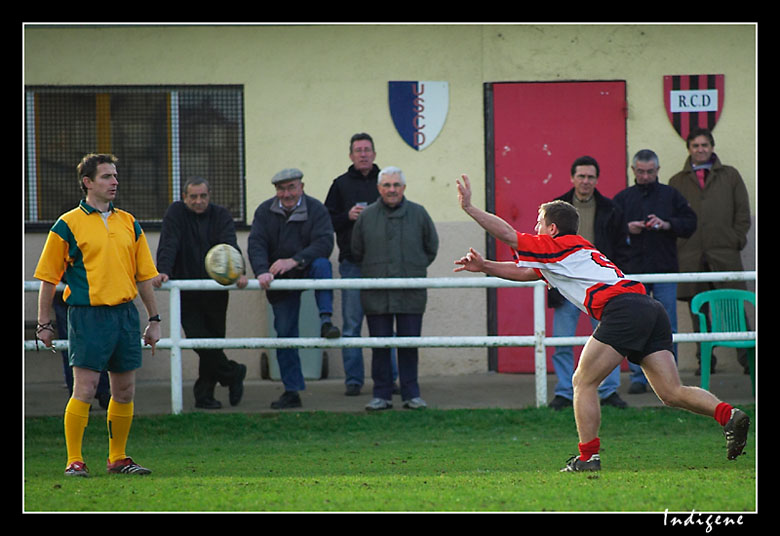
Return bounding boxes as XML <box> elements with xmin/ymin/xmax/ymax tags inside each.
<box><xmin>24</xmin><ymin>271</ymin><xmax>756</xmax><ymax>414</ymax></box>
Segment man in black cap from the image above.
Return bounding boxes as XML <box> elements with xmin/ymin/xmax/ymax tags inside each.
<box><xmin>247</xmin><ymin>168</ymin><xmax>340</xmax><ymax>409</ymax></box>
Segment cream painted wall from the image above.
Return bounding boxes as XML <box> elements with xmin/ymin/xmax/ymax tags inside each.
<box><xmin>24</xmin><ymin>24</ymin><xmax>757</xmax><ymax>383</ymax></box>
<box><xmin>23</xmin><ymin>24</ymin><xmax>487</xmax><ymax>220</ymax></box>
<box><xmin>23</xmin><ymin>23</ymin><xmax>756</xmax><ymax>215</ymax></box>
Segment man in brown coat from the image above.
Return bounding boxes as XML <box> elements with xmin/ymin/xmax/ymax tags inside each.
<box><xmin>668</xmin><ymin>128</ymin><xmax>752</xmax><ymax>374</ymax></box>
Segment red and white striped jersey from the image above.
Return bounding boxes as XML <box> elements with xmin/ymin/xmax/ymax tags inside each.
<box><xmin>513</xmin><ymin>232</ymin><xmax>646</xmax><ymax>320</ymax></box>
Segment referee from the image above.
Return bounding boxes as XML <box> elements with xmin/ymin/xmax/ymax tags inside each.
<box><xmin>34</xmin><ymin>153</ymin><xmax>161</xmax><ymax>477</ymax></box>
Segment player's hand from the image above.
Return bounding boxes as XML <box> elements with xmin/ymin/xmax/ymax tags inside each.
<box><xmin>143</xmin><ymin>321</ymin><xmax>161</xmax><ymax>356</ymax></box>
<box><xmin>456</xmin><ymin>174</ymin><xmax>473</xmax><ymax>211</ymax></box>
<box><xmin>236</xmin><ymin>274</ymin><xmax>248</xmax><ymax>289</ymax></box>
<box><xmin>453</xmin><ymin>247</ymin><xmax>485</xmax><ymax>273</ymax></box>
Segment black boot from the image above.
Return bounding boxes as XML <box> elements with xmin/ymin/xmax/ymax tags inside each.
<box><xmin>271</xmin><ymin>391</ymin><xmax>301</xmax><ymax>409</ymax></box>
<box><xmin>194</xmin><ymin>378</ymin><xmax>220</xmax><ymax>409</ymax></box>
<box><xmin>229</xmin><ymin>364</ymin><xmax>247</xmax><ymax>406</ymax></box>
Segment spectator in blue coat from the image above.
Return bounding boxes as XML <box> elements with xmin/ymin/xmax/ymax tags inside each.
<box><xmin>612</xmin><ymin>149</ymin><xmax>697</xmax><ymax>393</ymax></box>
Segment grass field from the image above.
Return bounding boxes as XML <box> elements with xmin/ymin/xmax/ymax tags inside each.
<box><xmin>23</xmin><ymin>405</ymin><xmax>756</xmax><ymax>513</ymax></box>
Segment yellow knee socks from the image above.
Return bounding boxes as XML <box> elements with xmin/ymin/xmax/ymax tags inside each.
<box><xmin>107</xmin><ymin>399</ymin><xmax>134</xmax><ymax>464</ymax></box>
<box><xmin>64</xmin><ymin>398</ymin><xmax>91</xmax><ymax>466</ymax></box>
<box><xmin>64</xmin><ymin>398</ymin><xmax>136</xmax><ymax>467</ymax></box>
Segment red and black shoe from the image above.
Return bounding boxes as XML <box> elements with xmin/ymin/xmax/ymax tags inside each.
<box><xmin>106</xmin><ymin>457</ymin><xmax>152</xmax><ymax>475</ymax></box>
<box><xmin>64</xmin><ymin>461</ymin><xmax>89</xmax><ymax>477</ymax></box>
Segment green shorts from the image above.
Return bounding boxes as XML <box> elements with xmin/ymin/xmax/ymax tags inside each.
<box><xmin>67</xmin><ymin>301</ymin><xmax>143</xmax><ymax>373</ymax></box>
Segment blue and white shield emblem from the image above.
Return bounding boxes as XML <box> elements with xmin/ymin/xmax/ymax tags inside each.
<box><xmin>388</xmin><ymin>81</ymin><xmax>449</xmax><ymax>151</ymax></box>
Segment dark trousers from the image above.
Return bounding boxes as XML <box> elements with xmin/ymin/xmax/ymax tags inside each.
<box><xmin>366</xmin><ymin>313</ymin><xmax>422</xmax><ymax>401</ymax></box>
<box><xmin>181</xmin><ymin>290</ymin><xmax>241</xmax><ymax>401</ymax></box>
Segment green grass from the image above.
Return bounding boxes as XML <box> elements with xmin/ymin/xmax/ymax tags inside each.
<box><xmin>23</xmin><ymin>405</ymin><xmax>756</xmax><ymax>512</ymax></box>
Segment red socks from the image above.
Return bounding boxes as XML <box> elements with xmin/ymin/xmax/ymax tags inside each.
<box><xmin>578</xmin><ymin>437</ymin><xmax>600</xmax><ymax>461</ymax></box>
<box><xmin>714</xmin><ymin>402</ymin><xmax>734</xmax><ymax>427</ymax></box>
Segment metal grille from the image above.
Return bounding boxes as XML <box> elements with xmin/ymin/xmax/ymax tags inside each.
<box><xmin>24</xmin><ymin>85</ymin><xmax>245</xmax><ymax>228</ymax></box>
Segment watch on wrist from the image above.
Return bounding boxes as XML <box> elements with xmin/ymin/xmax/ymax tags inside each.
<box><xmin>149</xmin><ymin>314</ymin><xmax>161</xmax><ymax>322</ymax></box>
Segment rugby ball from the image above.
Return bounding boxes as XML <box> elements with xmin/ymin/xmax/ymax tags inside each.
<box><xmin>205</xmin><ymin>244</ymin><xmax>245</xmax><ymax>286</ymax></box>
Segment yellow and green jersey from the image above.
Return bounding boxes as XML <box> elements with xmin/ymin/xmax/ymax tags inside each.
<box><xmin>34</xmin><ymin>200</ymin><xmax>158</xmax><ymax>306</ymax></box>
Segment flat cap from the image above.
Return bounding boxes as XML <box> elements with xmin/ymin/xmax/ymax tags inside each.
<box><xmin>272</xmin><ymin>168</ymin><xmax>304</xmax><ymax>184</ymax></box>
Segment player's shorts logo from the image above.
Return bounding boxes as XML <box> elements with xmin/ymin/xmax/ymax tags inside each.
<box><xmin>388</xmin><ymin>81</ymin><xmax>449</xmax><ymax>151</ymax></box>
<box><xmin>664</xmin><ymin>74</ymin><xmax>724</xmax><ymax>140</ymax></box>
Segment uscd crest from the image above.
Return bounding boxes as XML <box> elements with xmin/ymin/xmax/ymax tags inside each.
<box><xmin>664</xmin><ymin>74</ymin><xmax>724</xmax><ymax>140</ymax></box>
<box><xmin>388</xmin><ymin>81</ymin><xmax>449</xmax><ymax>151</ymax></box>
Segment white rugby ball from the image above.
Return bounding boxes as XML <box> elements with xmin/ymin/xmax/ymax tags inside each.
<box><xmin>205</xmin><ymin>243</ymin><xmax>245</xmax><ymax>286</ymax></box>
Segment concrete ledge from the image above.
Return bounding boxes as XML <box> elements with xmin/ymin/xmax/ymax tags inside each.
<box><xmin>24</xmin><ymin>371</ymin><xmax>755</xmax><ymax>417</ymax></box>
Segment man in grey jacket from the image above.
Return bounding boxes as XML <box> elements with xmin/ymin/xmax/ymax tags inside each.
<box><xmin>351</xmin><ymin>166</ymin><xmax>439</xmax><ymax>411</ymax></box>
<box><xmin>247</xmin><ymin>168</ymin><xmax>340</xmax><ymax>409</ymax></box>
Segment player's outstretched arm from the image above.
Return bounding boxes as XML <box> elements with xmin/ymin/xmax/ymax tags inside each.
<box><xmin>454</xmin><ymin>247</ymin><xmax>539</xmax><ymax>282</ymax></box>
<box><xmin>457</xmin><ymin>174</ymin><xmax>518</xmax><ymax>249</ymax></box>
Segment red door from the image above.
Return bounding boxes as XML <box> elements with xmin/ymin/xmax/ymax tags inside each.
<box><xmin>487</xmin><ymin>81</ymin><xmax>628</xmax><ymax>373</ymax></box>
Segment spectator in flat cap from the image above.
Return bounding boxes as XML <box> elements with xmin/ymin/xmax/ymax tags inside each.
<box><xmin>272</xmin><ymin>168</ymin><xmax>304</xmax><ymax>184</ymax></box>
<box><xmin>248</xmin><ymin>168</ymin><xmax>341</xmax><ymax>409</ymax></box>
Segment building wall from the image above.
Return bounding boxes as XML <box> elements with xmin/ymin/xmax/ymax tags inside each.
<box><xmin>24</xmin><ymin>24</ymin><xmax>756</xmax><ymax>382</ymax></box>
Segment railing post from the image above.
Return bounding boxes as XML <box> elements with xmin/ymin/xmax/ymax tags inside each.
<box><xmin>533</xmin><ymin>282</ymin><xmax>547</xmax><ymax>407</ymax></box>
<box><xmin>169</xmin><ymin>286</ymin><xmax>183</xmax><ymax>415</ymax></box>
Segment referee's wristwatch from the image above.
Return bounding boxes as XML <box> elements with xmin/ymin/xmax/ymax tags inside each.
<box><xmin>149</xmin><ymin>314</ymin><xmax>162</xmax><ymax>323</ymax></box>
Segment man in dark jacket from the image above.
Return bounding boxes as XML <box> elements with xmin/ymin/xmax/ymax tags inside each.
<box><xmin>248</xmin><ymin>168</ymin><xmax>340</xmax><ymax>409</ymax></box>
<box><xmin>613</xmin><ymin>149</ymin><xmax>697</xmax><ymax>392</ymax></box>
<box><xmin>324</xmin><ymin>133</ymin><xmax>382</xmax><ymax>396</ymax></box>
<box><xmin>153</xmin><ymin>177</ymin><xmax>247</xmax><ymax>410</ymax></box>
<box><xmin>547</xmin><ymin>156</ymin><xmax>629</xmax><ymax>411</ymax></box>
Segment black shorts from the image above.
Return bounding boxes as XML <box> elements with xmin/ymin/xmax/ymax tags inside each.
<box><xmin>592</xmin><ymin>293</ymin><xmax>673</xmax><ymax>365</ymax></box>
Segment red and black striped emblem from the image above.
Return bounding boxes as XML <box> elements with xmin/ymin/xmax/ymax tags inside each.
<box><xmin>663</xmin><ymin>74</ymin><xmax>724</xmax><ymax>140</ymax></box>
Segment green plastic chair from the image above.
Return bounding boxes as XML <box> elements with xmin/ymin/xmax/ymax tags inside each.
<box><xmin>690</xmin><ymin>289</ymin><xmax>755</xmax><ymax>394</ymax></box>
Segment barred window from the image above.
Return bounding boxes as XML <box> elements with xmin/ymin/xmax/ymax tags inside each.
<box><xmin>24</xmin><ymin>85</ymin><xmax>245</xmax><ymax>229</ymax></box>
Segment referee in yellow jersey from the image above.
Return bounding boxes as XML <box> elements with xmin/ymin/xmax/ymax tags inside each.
<box><xmin>34</xmin><ymin>153</ymin><xmax>161</xmax><ymax>477</ymax></box>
